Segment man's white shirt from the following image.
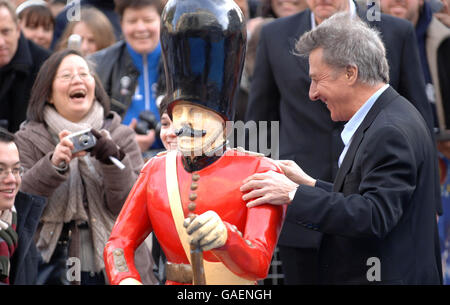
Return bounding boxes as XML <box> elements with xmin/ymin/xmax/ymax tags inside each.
<box><xmin>338</xmin><ymin>84</ymin><xmax>390</xmax><ymax>167</ymax></box>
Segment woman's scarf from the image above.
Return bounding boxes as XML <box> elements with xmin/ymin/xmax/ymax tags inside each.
<box><xmin>0</xmin><ymin>207</ymin><xmax>18</xmax><ymax>284</ymax></box>
<box><xmin>37</xmin><ymin>102</ymin><xmax>116</xmax><ymax>272</ymax></box>
<box><xmin>43</xmin><ymin>101</ymin><xmax>104</xmax><ymax>133</ymax></box>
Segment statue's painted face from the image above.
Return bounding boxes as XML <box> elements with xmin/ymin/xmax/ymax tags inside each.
<box><xmin>172</xmin><ymin>102</ymin><xmax>225</xmax><ymax>157</ymax></box>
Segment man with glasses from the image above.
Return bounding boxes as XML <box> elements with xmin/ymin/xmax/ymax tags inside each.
<box><xmin>0</xmin><ymin>128</ymin><xmax>46</xmax><ymax>284</ymax></box>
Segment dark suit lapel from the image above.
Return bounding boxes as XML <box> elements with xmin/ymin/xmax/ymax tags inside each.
<box><xmin>333</xmin><ymin>86</ymin><xmax>399</xmax><ymax>191</ymax></box>
<box><xmin>288</xmin><ymin>10</ymin><xmax>312</xmax><ymax>70</ymax></box>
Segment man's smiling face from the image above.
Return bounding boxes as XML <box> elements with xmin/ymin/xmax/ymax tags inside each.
<box><xmin>0</xmin><ymin>141</ymin><xmax>21</xmax><ymax>211</ymax></box>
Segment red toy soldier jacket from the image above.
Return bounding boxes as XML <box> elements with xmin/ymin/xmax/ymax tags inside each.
<box><xmin>104</xmin><ymin>149</ymin><xmax>286</xmax><ymax>285</ymax></box>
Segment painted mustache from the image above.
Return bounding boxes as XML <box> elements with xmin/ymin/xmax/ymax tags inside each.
<box><xmin>174</xmin><ymin>125</ymin><xmax>206</xmax><ymax>137</ymax></box>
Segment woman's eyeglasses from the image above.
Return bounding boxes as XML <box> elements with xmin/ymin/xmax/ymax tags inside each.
<box><xmin>56</xmin><ymin>72</ymin><xmax>93</xmax><ymax>83</ymax></box>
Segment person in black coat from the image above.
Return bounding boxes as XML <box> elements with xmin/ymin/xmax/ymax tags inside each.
<box><xmin>0</xmin><ymin>0</ymin><xmax>51</xmax><ymax>133</ymax></box>
<box><xmin>9</xmin><ymin>192</ymin><xmax>46</xmax><ymax>285</ymax></box>
<box><xmin>242</xmin><ymin>13</ymin><xmax>442</xmax><ymax>284</ymax></box>
<box><xmin>0</xmin><ymin>128</ymin><xmax>46</xmax><ymax>285</ymax></box>
<box><xmin>245</xmin><ymin>0</ymin><xmax>438</xmax><ymax>284</ymax></box>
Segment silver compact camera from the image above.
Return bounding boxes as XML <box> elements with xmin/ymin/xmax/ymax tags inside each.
<box><xmin>68</xmin><ymin>129</ymin><xmax>97</xmax><ymax>153</ymax></box>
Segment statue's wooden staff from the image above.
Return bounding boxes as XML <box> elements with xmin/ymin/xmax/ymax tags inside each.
<box><xmin>189</xmin><ymin>214</ymin><xmax>206</xmax><ymax>285</ymax></box>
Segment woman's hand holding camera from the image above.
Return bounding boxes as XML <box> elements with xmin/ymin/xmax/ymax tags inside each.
<box><xmin>51</xmin><ymin>130</ymin><xmax>87</xmax><ymax>168</ymax></box>
<box><xmin>51</xmin><ymin>129</ymin><xmax>124</xmax><ymax>169</ymax></box>
<box><xmin>90</xmin><ymin>129</ymin><xmax>124</xmax><ymax>164</ymax></box>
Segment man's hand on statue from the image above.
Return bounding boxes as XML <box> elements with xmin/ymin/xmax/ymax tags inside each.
<box><xmin>183</xmin><ymin>211</ymin><xmax>228</xmax><ymax>251</ymax></box>
<box><xmin>118</xmin><ymin>278</ymin><xmax>143</xmax><ymax>285</ymax></box>
<box><xmin>241</xmin><ymin>170</ymin><xmax>298</xmax><ymax>208</ymax></box>
<box><xmin>276</xmin><ymin>160</ymin><xmax>316</xmax><ymax>187</ymax></box>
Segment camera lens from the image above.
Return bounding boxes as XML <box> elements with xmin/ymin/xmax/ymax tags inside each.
<box><xmin>79</xmin><ymin>135</ymin><xmax>90</xmax><ymax>146</ymax></box>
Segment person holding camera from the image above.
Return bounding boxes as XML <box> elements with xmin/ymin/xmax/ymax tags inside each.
<box><xmin>14</xmin><ymin>49</ymin><xmax>156</xmax><ymax>285</ymax></box>
<box><xmin>89</xmin><ymin>0</ymin><xmax>166</xmax><ymax>158</ymax></box>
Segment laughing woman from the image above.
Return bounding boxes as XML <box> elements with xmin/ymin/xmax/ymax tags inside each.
<box><xmin>14</xmin><ymin>49</ymin><xmax>155</xmax><ymax>285</ymax></box>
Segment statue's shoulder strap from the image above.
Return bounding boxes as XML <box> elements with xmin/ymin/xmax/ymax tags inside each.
<box><xmin>156</xmin><ymin>150</ymin><xmax>168</xmax><ymax>157</ymax></box>
<box><xmin>233</xmin><ymin>147</ymin><xmax>265</xmax><ymax>157</ymax></box>
<box><xmin>165</xmin><ymin>151</ymin><xmax>192</xmax><ymax>263</ymax></box>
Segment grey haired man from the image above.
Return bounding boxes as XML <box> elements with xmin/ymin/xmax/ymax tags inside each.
<box><xmin>241</xmin><ymin>13</ymin><xmax>442</xmax><ymax>285</ymax></box>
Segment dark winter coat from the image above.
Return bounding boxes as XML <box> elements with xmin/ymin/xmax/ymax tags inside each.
<box><xmin>0</xmin><ymin>34</ymin><xmax>50</xmax><ymax>132</ymax></box>
<box><xmin>9</xmin><ymin>192</ymin><xmax>46</xmax><ymax>285</ymax></box>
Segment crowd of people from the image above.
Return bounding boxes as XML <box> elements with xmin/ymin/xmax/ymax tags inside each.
<box><xmin>0</xmin><ymin>0</ymin><xmax>449</xmax><ymax>285</ymax></box>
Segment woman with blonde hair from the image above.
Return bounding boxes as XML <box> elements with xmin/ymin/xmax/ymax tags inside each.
<box><xmin>56</xmin><ymin>7</ymin><xmax>116</xmax><ymax>56</ymax></box>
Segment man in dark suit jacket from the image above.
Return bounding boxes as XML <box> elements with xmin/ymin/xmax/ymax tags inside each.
<box><xmin>242</xmin><ymin>12</ymin><xmax>442</xmax><ymax>284</ymax></box>
<box><xmin>245</xmin><ymin>0</ymin><xmax>437</xmax><ymax>284</ymax></box>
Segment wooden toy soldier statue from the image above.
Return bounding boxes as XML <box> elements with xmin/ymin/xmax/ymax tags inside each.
<box><xmin>103</xmin><ymin>0</ymin><xmax>286</xmax><ymax>285</ymax></box>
